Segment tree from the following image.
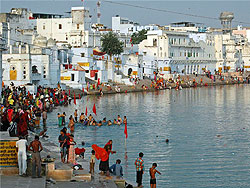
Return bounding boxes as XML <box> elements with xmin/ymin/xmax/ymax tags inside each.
<box><xmin>101</xmin><ymin>32</ymin><xmax>124</xmax><ymax>59</ymax></box>
<box><xmin>131</xmin><ymin>29</ymin><xmax>147</xmax><ymax>44</ymax></box>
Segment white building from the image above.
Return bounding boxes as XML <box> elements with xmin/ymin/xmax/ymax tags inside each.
<box><xmin>139</xmin><ymin>29</ymin><xmax>222</xmax><ymax>77</ymax></box>
<box><xmin>2</xmin><ymin>37</ymin><xmax>62</xmax><ymax>87</ymax></box>
<box><xmin>0</xmin><ymin>8</ymin><xmax>35</xmax><ymax>46</ymax></box>
<box><xmin>112</xmin><ymin>15</ymin><xmax>159</xmax><ymax>34</ymax></box>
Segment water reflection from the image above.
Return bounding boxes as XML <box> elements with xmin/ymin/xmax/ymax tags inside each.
<box><xmin>46</xmin><ymin>85</ymin><xmax>250</xmax><ymax>187</ymax></box>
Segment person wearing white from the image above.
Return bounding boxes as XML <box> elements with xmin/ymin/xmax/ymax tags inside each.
<box><xmin>16</xmin><ymin>136</ymin><xmax>28</xmax><ymax>176</ymax></box>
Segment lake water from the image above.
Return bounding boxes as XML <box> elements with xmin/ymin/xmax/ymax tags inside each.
<box><xmin>46</xmin><ymin>84</ymin><xmax>250</xmax><ymax>188</ymax></box>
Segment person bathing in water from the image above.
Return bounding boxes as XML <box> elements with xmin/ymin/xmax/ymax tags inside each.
<box><xmin>107</xmin><ymin>120</ymin><xmax>112</xmax><ymax>126</ymax></box>
<box><xmin>79</xmin><ymin>113</ymin><xmax>85</xmax><ymax>123</ymax></box>
<box><xmin>117</xmin><ymin>115</ymin><xmax>122</xmax><ymax>124</ymax></box>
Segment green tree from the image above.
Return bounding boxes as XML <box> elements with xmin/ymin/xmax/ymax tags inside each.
<box><xmin>101</xmin><ymin>32</ymin><xmax>124</xmax><ymax>59</ymax></box>
<box><xmin>131</xmin><ymin>29</ymin><xmax>147</xmax><ymax>44</ymax></box>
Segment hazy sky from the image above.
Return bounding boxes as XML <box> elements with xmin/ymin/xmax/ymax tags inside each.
<box><xmin>1</xmin><ymin>1</ymin><xmax>250</xmax><ymax>28</ymax></box>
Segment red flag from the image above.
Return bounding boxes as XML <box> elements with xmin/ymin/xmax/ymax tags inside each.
<box><xmin>97</xmin><ymin>78</ymin><xmax>100</xmax><ymax>86</ymax></box>
<box><xmin>85</xmin><ymin>106</ymin><xmax>88</xmax><ymax>116</ymax></box>
<box><xmin>124</xmin><ymin>122</ymin><xmax>128</xmax><ymax>139</ymax></box>
<box><xmin>79</xmin><ymin>94</ymin><xmax>81</xmax><ymax>99</ymax></box>
<box><xmin>93</xmin><ymin>103</ymin><xmax>97</xmax><ymax>116</ymax></box>
<box><xmin>69</xmin><ymin>89</ymin><xmax>70</xmax><ymax>96</ymax></box>
<box><xmin>74</xmin><ymin>92</ymin><xmax>76</xmax><ymax>105</ymax></box>
<box><xmin>86</xmin><ymin>87</ymin><xmax>89</xmax><ymax>92</ymax></box>
<box><xmin>82</xmin><ymin>88</ymin><xmax>84</xmax><ymax>93</ymax></box>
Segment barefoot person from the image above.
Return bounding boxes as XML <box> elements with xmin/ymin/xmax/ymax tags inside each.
<box><xmin>149</xmin><ymin>163</ymin><xmax>161</xmax><ymax>188</ymax></box>
<box><xmin>135</xmin><ymin>152</ymin><xmax>144</xmax><ymax>188</ymax></box>
<box><xmin>68</xmin><ymin>116</ymin><xmax>75</xmax><ymax>133</ymax></box>
<box><xmin>68</xmin><ymin>134</ymin><xmax>76</xmax><ymax>164</ymax></box>
<box><xmin>58</xmin><ymin>129</ymin><xmax>68</xmax><ymax>163</ymax></box>
<box><xmin>74</xmin><ymin>109</ymin><xmax>78</xmax><ymax>122</ymax></box>
<box><xmin>28</xmin><ymin>135</ymin><xmax>43</xmax><ymax>178</ymax></box>
<box><xmin>123</xmin><ymin>116</ymin><xmax>127</xmax><ymax>124</ymax></box>
<box><xmin>16</xmin><ymin>136</ymin><xmax>28</xmax><ymax>176</ymax></box>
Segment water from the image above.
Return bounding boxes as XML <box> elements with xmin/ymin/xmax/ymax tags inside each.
<box><xmin>46</xmin><ymin>84</ymin><xmax>250</xmax><ymax>187</ymax></box>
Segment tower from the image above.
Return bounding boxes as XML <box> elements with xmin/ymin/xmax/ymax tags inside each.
<box><xmin>219</xmin><ymin>12</ymin><xmax>234</xmax><ymax>34</ymax></box>
<box><xmin>97</xmin><ymin>1</ymin><xmax>101</xmax><ymax>24</ymax></box>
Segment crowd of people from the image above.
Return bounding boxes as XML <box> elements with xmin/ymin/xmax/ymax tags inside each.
<box><xmin>57</xmin><ymin>110</ymin><xmax>127</xmax><ymax>134</ymax></box>
<box><xmin>0</xmin><ymin>83</ymin><xmax>72</xmax><ymax>137</ymax></box>
<box><xmin>1</xmin><ymin>83</ymin><xmax>164</xmax><ymax>187</ymax></box>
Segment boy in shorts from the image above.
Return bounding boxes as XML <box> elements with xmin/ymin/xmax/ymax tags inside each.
<box><xmin>149</xmin><ymin>163</ymin><xmax>161</xmax><ymax>188</ymax></box>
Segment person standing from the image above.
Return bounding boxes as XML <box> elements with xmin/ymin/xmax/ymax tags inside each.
<box><xmin>42</xmin><ymin>109</ymin><xmax>47</xmax><ymax>128</ymax></box>
<box><xmin>62</xmin><ymin>112</ymin><xmax>66</xmax><ymax>126</ymax></box>
<box><xmin>68</xmin><ymin>134</ymin><xmax>76</xmax><ymax>164</ymax></box>
<box><xmin>58</xmin><ymin>129</ymin><xmax>68</xmax><ymax>163</ymax></box>
<box><xmin>28</xmin><ymin>135</ymin><xmax>43</xmax><ymax>178</ymax></box>
<box><xmin>68</xmin><ymin>116</ymin><xmax>75</xmax><ymax>133</ymax></box>
<box><xmin>74</xmin><ymin>109</ymin><xmax>78</xmax><ymax>122</ymax></box>
<box><xmin>135</xmin><ymin>152</ymin><xmax>144</xmax><ymax>188</ymax></box>
<box><xmin>149</xmin><ymin>163</ymin><xmax>161</xmax><ymax>188</ymax></box>
<box><xmin>16</xmin><ymin>136</ymin><xmax>28</xmax><ymax>176</ymax></box>
<box><xmin>89</xmin><ymin>150</ymin><xmax>95</xmax><ymax>174</ymax></box>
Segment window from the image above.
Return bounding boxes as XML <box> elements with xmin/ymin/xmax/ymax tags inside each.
<box><xmin>77</xmin><ymin>24</ymin><xmax>80</xmax><ymax>29</ymax></box>
<box><xmin>23</xmin><ymin>75</ymin><xmax>26</xmax><ymax>79</ymax></box>
<box><xmin>153</xmin><ymin>39</ymin><xmax>157</xmax><ymax>46</ymax></box>
<box><xmin>43</xmin><ymin>75</ymin><xmax>46</xmax><ymax>78</ymax></box>
<box><xmin>81</xmin><ymin>53</ymin><xmax>85</xmax><ymax>57</ymax></box>
<box><xmin>43</xmin><ymin>25</ymin><xmax>45</xmax><ymax>30</ymax></box>
<box><xmin>23</xmin><ymin>71</ymin><xmax>26</xmax><ymax>74</ymax></box>
<box><xmin>59</xmin><ymin>24</ymin><xmax>62</xmax><ymax>29</ymax></box>
<box><xmin>71</xmin><ymin>74</ymin><xmax>75</xmax><ymax>81</ymax></box>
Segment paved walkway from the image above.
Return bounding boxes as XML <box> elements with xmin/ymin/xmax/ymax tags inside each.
<box><xmin>0</xmin><ymin>175</ymin><xmax>46</xmax><ymax>188</ymax></box>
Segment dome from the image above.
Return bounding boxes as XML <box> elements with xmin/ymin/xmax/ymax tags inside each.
<box><xmin>33</xmin><ymin>35</ymin><xmax>47</xmax><ymax>47</ymax></box>
<box><xmin>47</xmin><ymin>38</ymin><xmax>56</xmax><ymax>47</ymax></box>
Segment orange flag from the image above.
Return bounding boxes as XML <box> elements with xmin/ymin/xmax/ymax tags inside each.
<box><xmin>85</xmin><ymin>106</ymin><xmax>88</xmax><ymax>116</ymax></box>
<box><xmin>124</xmin><ymin>122</ymin><xmax>128</xmax><ymax>139</ymax></box>
<box><xmin>93</xmin><ymin>103</ymin><xmax>97</xmax><ymax>116</ymax></box>
<box><xmin>74</xmin><ymin>92</ymin><xmax>76</xmax><ymax>105</ymax></box>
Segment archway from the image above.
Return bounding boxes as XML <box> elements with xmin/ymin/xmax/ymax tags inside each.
<box><xmin>128</xmin><ymin>68</ymin><xmax>132</xmax><ymax>76</ymax></box>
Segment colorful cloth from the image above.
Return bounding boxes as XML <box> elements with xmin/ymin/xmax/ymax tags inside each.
<box><xmin>135</xmin><ymin>157</ymin><xmax>144</xmax><ymax>171</ymax></box>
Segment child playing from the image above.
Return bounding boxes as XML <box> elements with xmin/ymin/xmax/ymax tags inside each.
<box><xmin>149</xmin><ymin>163</ymin><xmax>161</xmax><ymax>188</ymax></box>
<box><xmin>89</xmin><ymin>150</ymin><xmax>95</xmax><ymax>174</ymax></box>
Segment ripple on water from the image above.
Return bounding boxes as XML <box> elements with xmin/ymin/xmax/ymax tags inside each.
<box><xmin>46</xmin><ymin>85</ymin><xmax>250</xmax><ymax>187</ymax></box>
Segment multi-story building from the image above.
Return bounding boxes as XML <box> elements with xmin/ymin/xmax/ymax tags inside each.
<box><xmin>2</xmin><ymin>37</ymin><xmax>62</xmax><ymax>88</ymax></box>
<box><xmin>139</xmin><ymin>29</ymin><xmax>223</xmax><ymax>77</ymax></box>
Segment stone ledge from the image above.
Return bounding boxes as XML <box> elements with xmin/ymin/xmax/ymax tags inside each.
<box><xmin>0</xmin><ymin>167</ymin><xmax>19</xmax><ymax>175</ymax></box>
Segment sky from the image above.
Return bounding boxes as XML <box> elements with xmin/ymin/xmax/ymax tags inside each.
<box><xmin>1</xmin><ymin>0</ymin><xmax>250</xmax><ymax>28</ymax></box>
